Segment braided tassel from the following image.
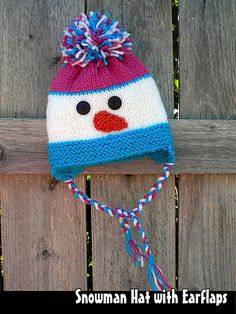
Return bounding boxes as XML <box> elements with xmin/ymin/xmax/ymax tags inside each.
<box><xmin>121</xmin><ymin>216</ymin><xmax>172</xmax><ymax>291</ymax></box>
<box><xmin>147</xmin><ymin>255</ymin><xmax>172</xmax><ymax>291</ymax></box>
<box><xmin>124</xmin><ymin>230</ymin><xmax>146</xmax><ymax>267</ymax></box>
<box><xmin>65</xmin><ymin>163</ymin><xmax>174</xmax><ymax>291</ymax></box>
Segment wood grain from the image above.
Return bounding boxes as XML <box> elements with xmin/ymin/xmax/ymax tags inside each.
<box><xmin>87</xmin><ymin>0</ymin><xmax>173</xmax><ymax>116</ymax></box>
<box><xmin>0</xmin><ymin>175</ymin><xmax>87</xmax><ymax>290</ymax></box>
<box><xmin>87</xmin><ymin>0</ymin><xmax>175</xmax><ymax>291</ymax></box>
<box><xmin>122</xmin><ymin>0</ymin><xmax>174</xmax><ymax>117</ymax></box>
<box><xmin>179</xmin><ymin>0</ymin><xmax>236</xmax><ymax>120</ymax></box>
<box><xmin>179</xmin><ymin>0</ymin><xmax>236</xmax><ymax>290</ymax></box>
<box><xmin>87</xmin><ymin>0</ymin><xmax>123</xmax><ymax>20</ymax></box>
<box><xmin>1</xmin><ymin>118</ymin><xmax>236</xmax><ymax>174</ymax></box>
<box><xmin>0</xmin><ymin>0</ymin><xmax>84</xmax><ymax>118</ymax></box>
<box><xmin>0</xmin><ymin>0</ymin><xmax>87</xmax><ymax>291</ymax></box>
<box><xmin>179</xmin><ymin>174</ymin><xmax>236</xmax><ymax>290</ymax></box>
<box><xmin>91</xmin><ymin>174</ymin><xmax>175</xmax><ymax>290</ymax></box>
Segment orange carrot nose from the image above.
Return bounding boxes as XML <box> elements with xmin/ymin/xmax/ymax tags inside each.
<box><xmin>93</xmin><ymin>111</ymin><xmax>128</xmax><ymax>133</ymax></box>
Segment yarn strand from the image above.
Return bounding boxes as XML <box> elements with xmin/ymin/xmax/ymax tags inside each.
<box><xmin>65</xmin><ymin>162</ymin><xmax>174</xmax><ymax>291</ymax></box>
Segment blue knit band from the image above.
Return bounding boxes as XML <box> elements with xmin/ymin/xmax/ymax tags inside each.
<box><xmin>48</xmin><ymin>123</ymin><xmax>175</xmax><ymax>180</ymax></box>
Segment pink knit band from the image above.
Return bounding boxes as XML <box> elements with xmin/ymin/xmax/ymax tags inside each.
<box><xmin>50</xmin><ymin>54</ymin><xmax>148</xmax><ymax>93</ymax></box>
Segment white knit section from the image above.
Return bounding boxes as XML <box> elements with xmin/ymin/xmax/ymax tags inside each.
<box><xmin>47</xmin><ymin>76</ymin><xmax>167</xmax><ymax>142</ymax></box>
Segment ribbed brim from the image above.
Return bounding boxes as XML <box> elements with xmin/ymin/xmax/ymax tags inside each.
<box><xmin>48</xmin><ymin>123</ymin><xmax>175</xmax><ymax>180</ymax></box>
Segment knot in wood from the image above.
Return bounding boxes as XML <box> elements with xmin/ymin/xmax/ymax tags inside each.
<box><xmin>42</xmin><ymin>249</ymin><xmax>50</xmax><ymax>258</ymax></box>
<box><xmin>51</xmin><ymin>55</ymin><xmax>61</xmax><ymax>66</ymax></box>
<box><xmin>208</xmin><ymin>122</ymin><xmax>217</xmax><ymax>131</ymax></box>
<box><xmin>48</xmin><ymin>177</ymin><xmax>59</xmax><ymax>191</ymax></box>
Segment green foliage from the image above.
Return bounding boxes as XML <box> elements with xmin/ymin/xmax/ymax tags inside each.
<box><xmin>172</xmin><ymin>0</ymin><xmax>179</xmax><ymax>7</ymax></box>
<box><xmin>174</xmin><ymin>79</ymin><xmax>179</xmax><ymax>92</ymax></box>
<box><xmin>171</xmin><ymin>23</ymin><xmax>176</xmax><ymax>31</ymax></box>
<box><xmin>86</xmin><ymin>230</ymin><xmax>93</xmax><ymax>282</ymax></box>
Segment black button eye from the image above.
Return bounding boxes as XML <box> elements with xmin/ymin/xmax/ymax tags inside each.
<box><xmin>108</xmin><ymin>96</ymin><xmax>122</xmax><ymax>110</ymax></box>
<box><xmin>76</xmin><ymin>101</ymin><xmax>91</xmax><ymax>115</ymax></box>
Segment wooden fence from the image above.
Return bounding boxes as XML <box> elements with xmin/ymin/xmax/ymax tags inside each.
<box><xmin>0</xmin><ymin>0</ymin><xmax>235</xmax><ymax>291</ymax></box>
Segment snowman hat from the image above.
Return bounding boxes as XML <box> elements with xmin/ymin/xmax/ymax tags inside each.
<box><xmin>47</xmin><ymin>12</ymin><xmax>175</xmax><ymax>291</ymax></box>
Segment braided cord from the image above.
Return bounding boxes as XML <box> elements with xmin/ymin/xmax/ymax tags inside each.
<box><xmin>65</xmin><ymin>162</ymin><xmax>174</xmax><ymax>291</ymax></box>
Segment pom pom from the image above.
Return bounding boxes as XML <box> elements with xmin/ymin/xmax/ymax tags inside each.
<box><xmin>60</xmin><ymin>11</ymin><xmax>133</xmax><ymax>67</ymax></box>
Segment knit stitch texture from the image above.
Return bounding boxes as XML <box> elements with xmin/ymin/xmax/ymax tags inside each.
<box><xmin>50</xmin><ymin>54</ymin><xmax>148</xmax><ymax>93</ymax></box>
<box><xmin>48</xmin><ymin>123</ymin><xmax>174</xmax><ymax>180</ymax></box>
<box><xmin>47</xmin><ymin>75</ymin><xmax>169</xmax><ymax>143</ymax></box>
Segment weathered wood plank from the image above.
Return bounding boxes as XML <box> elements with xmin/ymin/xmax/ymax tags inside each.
<box><xmin>1</xmin><ymin>118</ymin><xmax>236</xmax><ymax>174</ymax></box>
<box><xmin>179</xmin><ymin>0</ymin><xmax>236</xmax><ymax>290</ymax></box>
<box><xmin>91</xmin><ymin>175</ymin><xmax>175</xmax><ymax>290</ymax></box>
<box><xmin>87</xmin><ymin>0</ymin><xmax>123</xmax><ymax>20</ymax></box>
<box><xmin>0</xmin><ymin>175</ymin><xmax>87</xmax><ymax>290</ymax></box>
<box><xmin>0</xmin><ymin>0</ymin><xmax>87</xmax><ymax>291</ymax></box>
<box><xmin>179</xmin><ymin>0</ymin><xmax>236</xmax><ymax>119</ymax></box>
<box><xmin>87</xmin><ymin>0</ymin><xmax>173</xmax><ymax>117</ymax></box>
<box><xmin>179</xmin><ymin>174</ymin><xmax>236</xmax><ymax>290</ymax></box>
<box><xmin>87</xmin><ymin>0</ymin><xmax>175</xmax><ymax>290</ymax></box>
<box><xmin>122</xmin><ymin>0</ymin><xmax>174</xmax><ymax>117</ymax></box>
<box><xmin>0</xmin><ymin>0</ymin><xmax>85</xmax><ymax>118</ymax></box>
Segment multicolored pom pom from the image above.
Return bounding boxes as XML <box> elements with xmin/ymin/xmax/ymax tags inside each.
<box><xmin>60</xmin><ymin>11</ymin><xmax>133</xmax><ymax>67</ymax></box>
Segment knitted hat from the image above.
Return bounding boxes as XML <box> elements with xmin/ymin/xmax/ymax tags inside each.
<box><xmin>47</xmin><ymin>12</ymin><xmax>175</xmax><ymax>291</ymax></box>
